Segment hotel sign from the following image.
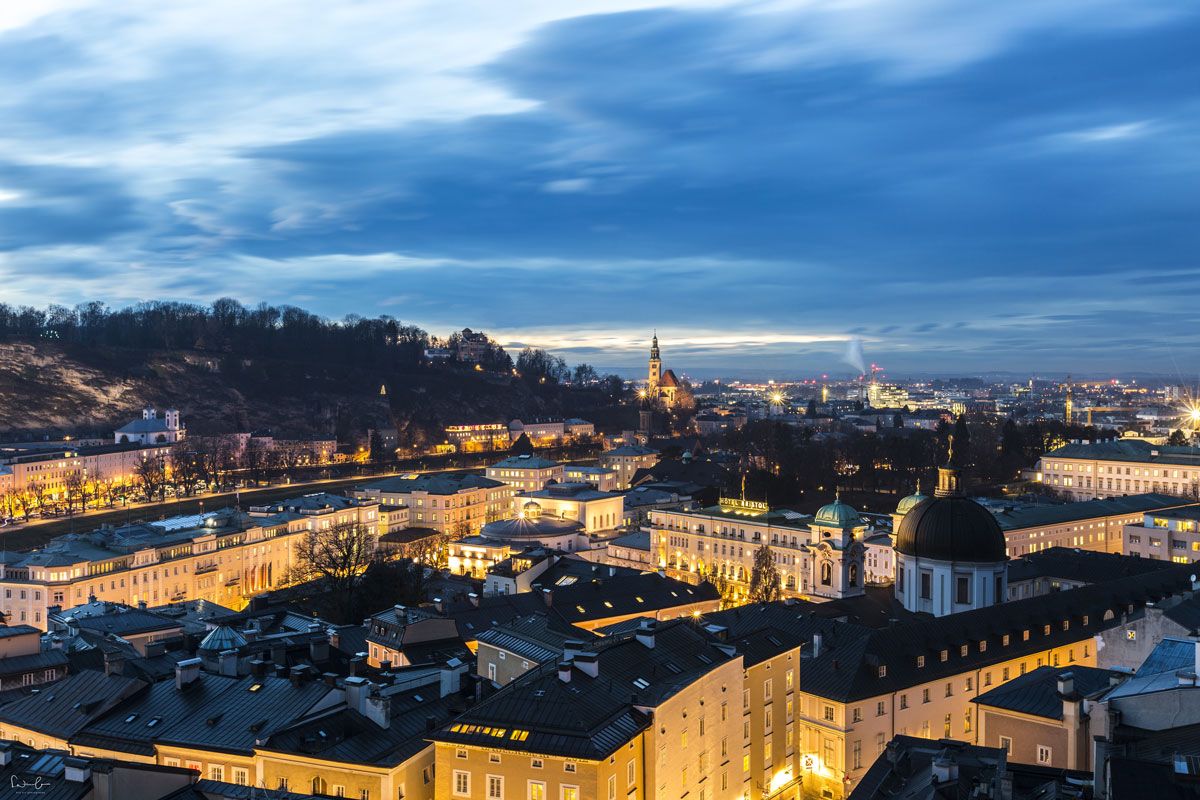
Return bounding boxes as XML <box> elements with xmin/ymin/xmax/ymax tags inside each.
<box><xmin>719</xmin><ymin>497</ymin><xmax>769</xmax><ymax>514</ymax></box>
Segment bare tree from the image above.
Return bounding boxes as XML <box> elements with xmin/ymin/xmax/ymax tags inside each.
<box><xmin>169</xmin><ymin>443</ymin><xmax>203</xmax><ymax>496</ymax></box>
<box><xmin>63</xmin><ymin>472</ymin><xmax>89</xmax><ymax>513</ymax></box>
<box><xmin>134</xmin><ymin>453</ymin><xmax>168</xmax><ymax>502</ymax></box>
<box><xmin>747</xmin><ymin>543</ymin><xmax>782</xmax><ymax>604</ymax></box>
<box><xmin>241</xmin><ymin>437</ymin><xmax>274</xmax><ymax>485</ymax></box>
<box><xmin>192</xmin><ymin>435</ymin><xmax>237</xmax><ymax>490</ymax></box>
<box><xmin>291</xmin><ymin>520</ymin><xmax>377</xmax><ymax>621</ymax></box>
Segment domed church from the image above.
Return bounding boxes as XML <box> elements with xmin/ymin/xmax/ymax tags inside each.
<box><xmin>806</xmin><ymin>494</ymin><xmax>868</xmax><ymax>600</ymax></box>
<box><xmin>893</xmin><ymin>456</ymin><xmax>1008</xmax><ymax>616</ymax></box>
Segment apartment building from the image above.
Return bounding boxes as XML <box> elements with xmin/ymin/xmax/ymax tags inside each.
<box><xmin>0</xmin><ymin>442</ymin><xmax>171</xmax><ymax>503</ymax></box>
<box><xmin>484</xmin><ymin>454</ymin><xmax>563</xmax><ymax>494</ymax></box>
<box><xmin>514</xmin><ymin>483</ymin><xmax>624</xmax><ymax>534</ymax></box>
<box><xmin>0</xmin><ymin>493</ymin><xmax>380</xmax><ymax>628</ymax></box>
<box><xmin>352</xmin><ymin>472</ymin><xmax>512</xmax><ymax>535</ymax></box>
<box><xmin>432</xmin><ymin>619</ymin><xmax>747</xmax><ymax>800</ymax></box>
<box><xmin>562</xmin><ymin>464</ymin><xmax>618</xmax><ymax>492</ymax></box>
<box><xmin>1035</xmin><ymin>440</ymin><xmax>1200</xmax><ymax>501</ymax></box>
<box><xmin>1123</xmin><ymin>505</ymin><xmax>1200</xmax><ymax>561</ymax></box>
<box><xmin>994</xmin><ymin>492</ymin><xmax>1195</xmax><ymax>556</ymax></box>
<box><xmin>599</xmin><ymin>445</ymin><xmax>660</xmax><ymax>489</ymax></box>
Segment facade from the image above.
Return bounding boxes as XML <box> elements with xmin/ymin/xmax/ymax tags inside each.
<box><xmin>0</xmin><ymin>624</ymin><xmax>68</xmax><ymax>690</ymax></box>
<box><xmin>484</xmin><ymin>454</ymin><xmax>563</xmax><ymax>494</ymax></box>
<box><xmin>114</xmin><ymin>408</ymin><xmax>185</xmax><ymax>445</ymax></box>
<box><xmin>444</xmin><ymin>423</ymin><xmax>510</xmax><ymax>453</ymax></box>
<box><xmin>599</xmin><ymin>444</ymin><xmax>660</xmax><ymax>489</ymax></box>
<box><xmin>508</xmin><ymin>419</ymin><xmax>566</xmax><ymax>447</ymax></box>
<box><xmin>0</xmin><ymin>493</ymin><xmax>380</xmax><ymax>628</ymax></box>
<box><xmin>1035</xmin><ymin>439</ymin><xmax>1200</xmax><ymax>501</ymax></box>
<box><xmin>0</xmin><ymin>443</ymin><xmax>171</xmax><ymax>505</ymax></box>
<box><xmin>352</xmin><ymin>473</ymin><xmax>513</xmax><ymax>535</ymax></box>
<box><xmin>604</xmin><ymin>530</ymin><xmax>654</xmax><ymax>570</ymax></box>
<box><xmin>514</xmin><ymin>483</ymin><xmax>624</xmax><ymax>534</ymax></box>
<box><xmin>995</xmin><ymin>492</ymin><xmax>1194</xmax><ymax>556</ymax></box>
<box><xmin>650</xmin><ymin>496</ymin><xmax>874</xmax><ymax>601</ymax></box>
<box><xmin>562</xmin><ymin>464</ymin><xmax>618</xmax><ymax>492</ymax></box>
<box><xmin>1124</xmin><ymin>505</ymin><xmax>1200</xmax><ymax>561</ymax></box>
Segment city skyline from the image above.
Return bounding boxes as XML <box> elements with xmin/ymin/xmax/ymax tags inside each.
<box><xmin>2</xmin><ymin>1</ymin><xmax>1198</xmax><ymax>374</ymax></box>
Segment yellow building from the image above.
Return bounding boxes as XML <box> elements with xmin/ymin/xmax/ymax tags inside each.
<box><xmin>0</xmin><ymin>492</ymin><xmax>381</xmax><ymax>628</ymax></box>
<box><xmin>352</xmin><ymin>472</ymin><xmax>513</xmax><ymax>535</ymax></box>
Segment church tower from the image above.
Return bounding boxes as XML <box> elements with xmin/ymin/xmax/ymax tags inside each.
<box><xmin>648</xmin><ymin>332</ymin><xmax>661</xmax><ymax>398</ymax></box>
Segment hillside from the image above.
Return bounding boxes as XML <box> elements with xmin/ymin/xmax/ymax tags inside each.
<box><xmin>0</xmin><ymin>339</ymin><xmax>629</xmax><ymax>446</ymax></box>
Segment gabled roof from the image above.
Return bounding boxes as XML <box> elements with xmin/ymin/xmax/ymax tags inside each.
<box><xmin>475</xmin><ymin>614</ymin><xmax>597</xmax><ymax>664</ymax></box>
<box><xmin>659</xmin><ymin>369</ymin><xmax>681</xmax><ymax>388</ymax></box>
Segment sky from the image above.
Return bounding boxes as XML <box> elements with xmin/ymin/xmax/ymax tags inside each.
<box><xmin>0</xmin><ymin>1</ymin><xmax>1198</xmax><ymax>379</ymax></box>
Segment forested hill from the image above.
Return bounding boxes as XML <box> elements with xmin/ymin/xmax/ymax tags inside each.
<box><xmin>0</xmin><ymin>300</ymin><xmax>628</xmax><ymax>444</ymax></box>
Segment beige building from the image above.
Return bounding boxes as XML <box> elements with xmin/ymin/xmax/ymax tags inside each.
<box><xmin>0</xmin><ymin>442</ymin><xmax>171</xmax><ymax>504</ymax></box>
<box><xmin>994</xmin><ymin>492</ymin><xmax>1195</xmax><ymax>556</ymax></box>
<box><xmin>563</xmin><ymin>464</ymin><xmax>619</xmax><ymax>492</ymax></box>
<box><xmin>1035</xmin><ymin>440</ymin><xmax>1200</xmax><ymax>501</ymax></box>
<box><xmin>514</xmin><ymin>483</ymin><xmax>624</xmax><ymax>534</ymax></box>
<box><xmin>352</xmin><ymin>472</ymin><xmax>513</xmax><ymax>535</ymax></box>
<box><xmin>445</xmin><ymin>423</ymin><xmax>511</xmax><ymax>453</ymax></box>
<box><xmin>599</xmin><ymin>444</ymin><xmax>660</xmax><ymax>489</ymax></box>
<box><xmin>0</xmin><ymin>492</ymin><xmax>380</xmax><ymax>628</ymax></box>
<box><xmin>1123</xmin><ymin>505</ymin><xmax>1200</xmax><ymax>562</ymax></box>
<box><xmin>484</xmin><ymin>454</ymin><xmax>563</xmax><ymax>493</ymax></box>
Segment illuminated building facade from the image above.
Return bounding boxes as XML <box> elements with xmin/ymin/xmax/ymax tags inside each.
<box><xmin>1035</xmin><ymin>440</ymin><xmax>1200</xmax><ymax>501</ymax></box>
<box><xmin>0</xmin><ymin>493</ymin><xmax>380</xmax><ymax>628</ymax></box>
<box><xmin>352</xmin><ymin>472</ymin><xmax>513</xmax><ymax>535</ymax></box>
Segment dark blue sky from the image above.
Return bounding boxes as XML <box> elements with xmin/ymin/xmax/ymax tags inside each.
<box><xmin>1</xmin><ymin>1</ymin><xmax>1198</xmax><ymax>378</ymax></box>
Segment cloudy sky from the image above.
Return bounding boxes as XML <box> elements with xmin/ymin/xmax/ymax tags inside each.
<box><xmin>1</xmin><ymin>1</ymin><xmax>1198</xmax><ymax>378</ymax></box>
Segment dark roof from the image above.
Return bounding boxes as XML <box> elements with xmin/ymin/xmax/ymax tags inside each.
<box><xmin>434</xmin><ymin>620</ymin><xmax>728</xmax><ymax>759</ymax></box>
<box><xmin>444</xmin><ymin>573</ymin><xmax>719</xmax><ymax>639</ymax></box>
<box><xmin>896</xmin><ymin>494</ymin><xmax>1007</xmax><ymax>562</ymax></box>
<box><xmin>359</xmin><ymin>472</ymin><xmax>504</xmax><ymax>496</ymax></box>
<box><xmin>475</xmin><ymin>614</ymin><xmax>596</xmax><ymax>664</ymax></box>
<box><xmin>0</xmin><ymin>671</ymin><xmax>146</xmax><ymax>739</ymax></box>
<box><xmin>74</xmin><ymin>674</ymin><xmax>331</xmax><ymax>756</ymax></box>
<box><xmin>479</xmin><ymin>515</ymin><xmax>582</xmax><ymax>540</ymax></box>
<box><xmin>0</xmin><ymin>648</ymin><xmax>69</xmax><ymax>678</ymax></box>
<box><xmin>1135</xmin><ymin>637</ymin><xmax>1195</xmax><ymax>677</ymax></box>
<box><xmin>704</xmin><ymin>562</ymin><xmax>1197</xmax><ymax>702</ymax></box>
<box><xmin>0</xmin><ymin>625</ymin><xmax>39</xmax><ymax>640</ymax></box>
<box><xmin>973</xmin><ymin>665</ymin><xmax>1119</xmax><ymax>719</ymax></box>
<box><xmin>995</xmin><ymin>493</ymin><xmax>1193</xmax><ymax>531</ymax></box>
<box><xmin>850</xmin><ymin>736</ymin><xmax>1008</xmax><ymax>800</ymax></box>
<box><xmin>1007</xmin><ymin>547</ymin><xmax>1177</xmax><ymax>585</ymax></box>
<box><xmin>1046</xmin><ymin>439</ymin><xmax>1200</xmax><ymax>468</ymax></box>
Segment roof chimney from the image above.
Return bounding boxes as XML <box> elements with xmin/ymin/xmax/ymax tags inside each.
<box><xmin>542</xmin><ymin>588</ymin><xmax>553</xmax><ymax>608</ymax></box>
<box><xmin>219</xmin><ymin>648</ymin><xmax>239</xmax><ymax>677</ymax></box>
<box><xmin>433</xmin><ymin>597</ymin><xmax>445</xmax><ymax>613</ymax></box>
<box><xmin>558</xmin><ymin>660</ymin><xmax>573</xmax><ymax>683</ymax></box>
<box><xmin>468</xmin><ymin>592</ymin><xmax>480</xmax><ymax>608</ymax></box>
<box><xmin>63</xmin><ymin>757</ymin><xmax>92</xmax><ymax>784</ymax></box>
<box><xmin>309</xmin><ymin>633</ymin><xmax>330</xmax><ymax>664</ymax></box>
<box><xmin>931</xmin><ymin>754</ymin><xmax>958</xmax><ymax>784</ymax></box>
<box><xmin>563</xmin><ymin>639</ymin><xmax>585</xmax><ymax>660</ymax></box>
<box><xmin>812</xmin><ymin>633</ymin><xmax>823</xmax><ymax>658</ymax></box>
<box><xmin>1057</xmin><ymin>671</ymin><xmax>1075</xmax><ymax>697</ymax></box>
<box><xmin>636</xmin><ymin>619</ymin><xmax>656</xmax><ymax>649</ymax></box>
<box><xmin>575</xmin><ymin>651</ymin><xmax>599</xmax><ymax>678</ymax></box>
<box><xmin>175</xmin><ymin>657</ymin><xmax>202</xmax><ymax>691</ymax></box>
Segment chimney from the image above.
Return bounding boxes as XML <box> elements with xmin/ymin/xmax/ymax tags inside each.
<box><xmin>219</xmin><ymin>649</ymin><xmax>239</xmax><ymax>677</ymax></box>
<box><xmin>243</xmin><ymin>620</ymin><xmax>259</xmax><ymax>642</ymax></box>
<box><xmin>931</xmin><ymin>755</ymin><xmax>958</xmax><ymax>784</ymax></box>
<box><xmin>249</xmin><ymin>658</ymin><xmax>270</xmax><ymax>677</ymax></box>
<box><xmin>270</xmin><ymin>642</ymin><xmax>286</xmax><ymax>666</ymax></box>
<box><xmin>344</xmin><ymin>676</ymin><xmax>369</xmax><ymax>710</ymax></box>
<box><xmin>558</xmin><ymin>660</ymin><xmax>573</xmax><ymax>683</ymax></box>
<box><xmin>103</xmin><ymin>650</ymin><xmax>125</xmax><ymax>677</ymax></box>
<box><xmin>812</xmin><ymin>633</ymin><xmax>823</xmax><ymax>658</ymax></box>
<box><xmin>350</xmin><ymin>654</ymin><xmax>365</xmax><ymax>676</ymax></box>
<box><xmin>363</xmin><ymin>685</ymin><xmax>392</xmax><ymax>728</ymax></box>
<box><xmin>542</xmin><ymin>588</ymin><xmax>553</xmax><ymax>608</ymax></box>
<box><xmin>425</xmin><ymin>715</ymin><xmax>437</xmax><ymax>732</ymax></box>
<box><xmin>575</xmin><ymin>651</ymin><xmax>599</xmax><ymax>678</ymax></box>
<box><xmin>635</xmin><ymin>619</ymin><xmax>656</xmax><ymax>649</ymax></box>
<box><xmin>137</xmin><ymin>600</ymin><xmax>147</xmax><ymax>611</ymax></box>
<box><xmin>328</xmin><ymin>628</ymin><xmax>340</xmax><ymax>650</ymax></box>
<box><xmin>380</xmin><ymin>660</ymin><xmax>392</xmax><ymax>673</ymax></box>
<box><xmin>144</xmin><ymin>641</ymin><xmax>166</xmax><ymax>658</ymax></box>
<box><xmin>290</xmin><ymin>664</ymin><xmax>312</xmax><ymax>687</ymax></box>
<box><xmin>323</xmin><ymin>672</ymin><xmax>338</xmax><ymax>687</ymax></box>
<box><xmin>309</xmin><ymin>634</ymin><xmax>330</xmax><ymax>664</ymax></box>
<box><xmin>468</xmin><ymin>592</ymin><xmax>480</xmax><ymax>608</ymax></box>
<box><xmin>175</xmin><ymin>658</ymin><xmax>202</xmax><ymax>691</ymax></box>
<box><xmin>63</xmin><ymin>756</ymin><xmax>92</xmax><ymax>784</ymax></box>
<box><xmin>0</xmin><ymin>742</ymin><xmax>13</xmax><ymax>766</ymax></box>
<box><xmin>563</xmin><ymin>639</ymin><xmax>585</xmax><ymax>660</ymax></box>
<box><xmin>433</xmin><ymin>597</ymin><xmax>445</xmax><ymax>613</ymax></box>
<box><xmin>1057</xmin><ymin>671</ymin><xmax>1075</xmax><ymax>697</ymax></box>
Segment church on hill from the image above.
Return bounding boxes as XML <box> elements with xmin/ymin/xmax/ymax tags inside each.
<box><xmin>646</xmin><ymin>333</ymin><xmax>681</xmax><ymax>408</ymax></box>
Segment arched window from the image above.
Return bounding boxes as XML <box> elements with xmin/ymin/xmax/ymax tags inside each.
<box><xmin>848</xmin><ymin>563</ymin><xmax>859</xmax><ymax>587</ymax></box>
<box><xmin>312</xmin><ymin>777</ymin><xmax>327</xmax><ymax>795</ymax></box>
<box><xmin>786</xmin><ymin>575</ymin><xmax>796</xmax><ymax>590</ymax></box>
<box><xmin>821</xmin><ymin>562</ymin><xmax>832</xmax><ymax>586</ymax></box>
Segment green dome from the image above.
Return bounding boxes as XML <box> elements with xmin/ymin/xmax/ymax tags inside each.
<box><xmin>814</xmin><ymin>497</ymin><xmax>862</xmax><ymax>529</ymax></box>
<box><xmin>896</xmin><ymin>489</ymin><xmax>928</xmax><ymax>516</ymax></box>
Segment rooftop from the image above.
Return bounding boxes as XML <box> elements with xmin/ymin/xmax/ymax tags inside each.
<box><xmin>357</xmin><ymin>472</ymin><xmax>505</xmax><ymax>496</ymax></box>
<box><xmin>972</xmin><ymin>665</ymin><xmax>1120</xmax><ymax>719</ymax></box>
<box><xmin>1045</xmin><ymin>439</ymin><xmax>1200</xmax><ymax>467</ymax></box>
<box><xmin>994</xmin><ymin>493</ymin><xmax>1193</xmax><ymax>530</ymax></box>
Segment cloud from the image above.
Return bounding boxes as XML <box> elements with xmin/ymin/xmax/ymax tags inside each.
<box><xmin>0</xmin><ymin>1</ymin><xmax>1197</xmax><ymax>374</ymax></box>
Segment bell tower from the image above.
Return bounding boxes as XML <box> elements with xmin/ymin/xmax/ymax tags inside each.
<box><xmin>648</xmin><ymin>332</ymin><xmax>661</xmax><ymax>398</ymax></box>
